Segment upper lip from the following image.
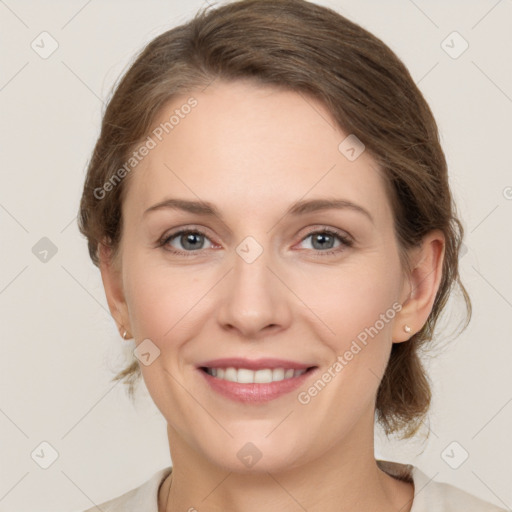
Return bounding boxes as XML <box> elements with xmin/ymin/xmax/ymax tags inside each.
<box><xmin>198</xmin><ymin>358</ymin><xmax>316</xmax><ymax>371</ymax></box>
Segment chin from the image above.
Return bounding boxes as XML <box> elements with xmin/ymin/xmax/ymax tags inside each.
<box><xmin>198</xmin><ymin>433</ymin><xmax>310</xmax><ymax>474</ymax></box>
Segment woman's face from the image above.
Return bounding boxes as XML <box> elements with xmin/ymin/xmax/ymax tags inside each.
<box><xmin>104</xmin><ymin>79</ymin><xmax>413</xmax><ymax>472</ymax></box>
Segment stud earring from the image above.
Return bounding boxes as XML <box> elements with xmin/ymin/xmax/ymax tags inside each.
<box><xmin>122</xmin><ymin>330</ymin><xmax>129</xmax><ymax>340</ymax></box>
<box><xmin>403</xmin><ymin>325</ymin><xmax>412</xmax><ymax>333</ymax></box>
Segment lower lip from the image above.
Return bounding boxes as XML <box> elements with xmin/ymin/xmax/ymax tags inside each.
<box><xmin>198</xmin><ymin>367</ymin><xmax>317</xmax><ymax>403</ymax></box>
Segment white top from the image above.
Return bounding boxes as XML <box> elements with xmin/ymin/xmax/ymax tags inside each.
<box><xmin>81</xmin><ymin>460</ymin><xmax>507</xmax><ymax>512</ymax></box>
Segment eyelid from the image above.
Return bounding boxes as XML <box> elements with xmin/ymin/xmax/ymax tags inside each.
<box><xmin>159</xmin><ymin>224</ymin><xmax>352</xmax><ymax>243</ymax></box>
<box><xmin>158</xmin><ymin>225</ymin><xmax>217</xmax><ymax>249</ymax></box>
<box><xmin>294</xmin><ymin>226</ymin><xmax>354</xmax><ymax>255</ymax></box>
<box><xmin>299</xmin><ymin>225</ymin><xmax>353</xmax><ymax>243</ymax></box>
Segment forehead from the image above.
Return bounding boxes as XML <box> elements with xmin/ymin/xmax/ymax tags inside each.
<box><xmin>123</xmin><ymin>79</ymin><xmax>392</xmax><ymax>225</ymax></box>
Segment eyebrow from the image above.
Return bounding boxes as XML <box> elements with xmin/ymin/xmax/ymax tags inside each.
<box><xmin>143</xmin><ymin>197</ymin><xmax>374</xmax><ymax>224</ymax></box>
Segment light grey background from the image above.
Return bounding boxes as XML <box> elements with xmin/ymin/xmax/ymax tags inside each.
<box><xmin>1</xmin><ymin>1</ymin><xmax>511</xmax><ymax>510</ymax></box>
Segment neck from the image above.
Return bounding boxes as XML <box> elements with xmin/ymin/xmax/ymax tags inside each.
<box><xmin>159</xmin><ymin>414</ymin><xmax>414</xmax><ymax>512</ymax></box>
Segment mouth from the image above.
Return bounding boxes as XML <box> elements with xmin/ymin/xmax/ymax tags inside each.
<box><xmin>197</xmin><ymin>358</ymin><xmax>318</xmax><ymax>403</ymax></box>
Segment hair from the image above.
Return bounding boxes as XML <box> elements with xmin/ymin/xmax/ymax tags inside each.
<box><xmin>78</xmin><ymin>0</ymin><xmax>471</xmax><ymax>440</ymax></box>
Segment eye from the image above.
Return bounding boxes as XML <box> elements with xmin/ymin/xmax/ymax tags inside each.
<box><xmin>159</xmin><ymin>228</ymin><xmax>214</xmax><ymax>256</ymax></box>
<box><xmin>158</xmin><ymin>226</ymin><xmax>353</xmax><ymax>257</ymax></box>
<box><xmin>297</xmin><ymin>228</ymin><xmax>353</xmax><ymax>256</ymax></box>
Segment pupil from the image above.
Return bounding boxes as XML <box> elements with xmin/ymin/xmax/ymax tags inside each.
<box><xmin>183</xmin><ymin>233</ymin><xmax>202</xmax><ymax>250</ymax></box>
<box><xmin>313</xmin><ymin>233</ymin><xmax>333</xmax><ymax>250</ymax></box>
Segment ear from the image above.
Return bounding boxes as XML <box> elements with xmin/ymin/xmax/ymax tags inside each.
<box><xmin>98</xmin><ymin>241</ymin><xmax>131</xmax><ymax>339</ymax></box>
<box><xmin>392</xmin><ymin>229</ymin><xmax>445</xmax><ymax>343</ymax></box>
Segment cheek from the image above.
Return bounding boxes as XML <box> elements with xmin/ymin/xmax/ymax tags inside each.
<box><xmin>123</xmin><ymin>256</ymin><xmax>208</xmax><ymax>344</ymax></box>
<box><xmin>296</xmin><ymin>258</ymin><xmax>402</xmax><ymax>413</ymax></box>
<box><xmin>122</xmin><ymin>259</ymin><xmax>209</xmax><ymax>416</ymax></box>
<box><xmin>296</xmin><ymin>264</ymin><xmax>401</xmax><ymax>420</ymax></box>
<box><xmin>301</xmin><ymin>258</ymin><xmax>401</xmax><ymax>347</ymax></box>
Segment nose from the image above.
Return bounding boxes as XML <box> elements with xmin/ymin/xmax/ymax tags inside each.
<box><xmin>215</xmin><ymin>241</ymin><xmax>293</xmax><ymax>340</ymax></box>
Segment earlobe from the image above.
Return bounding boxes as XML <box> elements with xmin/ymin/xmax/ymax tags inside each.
<box><xmin>393</xmin><ymin>230</ymin><xmax>445</xmax><ymax>343</ymax></box>
<box><xmin>98</xmin><ymin>242</ymin><xmax>131</xmax><ymax>338</ymax></box>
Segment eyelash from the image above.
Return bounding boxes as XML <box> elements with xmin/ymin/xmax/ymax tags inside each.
<box><xmin>157</xmin><ymin>226</ymin><xmax>353</xmax><ymax>258</ymax></box>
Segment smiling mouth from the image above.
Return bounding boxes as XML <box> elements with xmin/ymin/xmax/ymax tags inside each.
<box><xmin>199</xmin><ymin>366</ymin><xmax>317</xmax><ymax>384</ymax></box>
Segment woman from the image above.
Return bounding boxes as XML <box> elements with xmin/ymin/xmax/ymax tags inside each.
<box><xmin>77</xmin><ymin>0</ymin><xmax>506</xmax><ymax>510</ymax></box>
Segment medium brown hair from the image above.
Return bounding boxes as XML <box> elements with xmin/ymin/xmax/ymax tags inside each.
<box><xmin>78</xmin><ymin>0</ymin><xmax>471</xmax><ymax>439</ymax></box>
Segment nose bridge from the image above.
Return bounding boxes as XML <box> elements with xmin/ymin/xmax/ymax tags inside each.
<box><xmin>232</xmin><ymin>233</ymin><xmax>277</xmax><ymax>311</ymax></box>
<box><xmin>216</xmin><ymin>233</ymin><xmax>291</xmax><ymax>336</ymax></box>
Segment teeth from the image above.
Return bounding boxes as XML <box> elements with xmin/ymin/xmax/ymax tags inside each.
<box><xmin>205</xmin><ymin>367</ymin><xmax>308</xmax><ymax>383</ymax></box>
<box><xmin>225</xmin><ymin>367</ymin><xmax>237</xmax><ymax>382</ymax></box>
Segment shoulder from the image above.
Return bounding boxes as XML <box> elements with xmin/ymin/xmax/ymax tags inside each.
<box><xmin>378</xmin><ymin>460</ymin><xmax>507</xmax><ymax>511</ymax></box>
<box><xmin>414</xmin><ymin>477</ymin><xmax>508</xmax><ymax>511</ymax></box>
<box><xmin>81</xmin><ymin>466</ymin><xmax>172</xmax><ymax>512</ymax></box>
<box><xmin>80</xmin><ymin>462</ymin><xmax>507</xmax><ymax>512</ymax></box>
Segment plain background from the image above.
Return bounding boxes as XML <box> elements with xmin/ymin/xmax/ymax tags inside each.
<box><xmin>0</xmin><ymin>0</ymin><xmax>511</xmax><ymax>510</ymax></box>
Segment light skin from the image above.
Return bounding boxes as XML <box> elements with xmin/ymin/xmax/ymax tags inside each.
<box><xmin>99</xmin><ymin>79</ymin><xmax>444</xmax><ymax>512</ymax></box>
